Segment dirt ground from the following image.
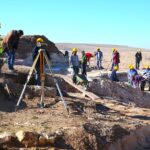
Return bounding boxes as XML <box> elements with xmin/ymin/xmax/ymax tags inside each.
<box><xmin>0</xmin><ymin>45</ymin><xmax>150</xmax><ymax>149</ymax></box>
<box><xmin>0</xmin><ymin>67</ymin><xmax>150</xmax><ymax>149</ymax></box>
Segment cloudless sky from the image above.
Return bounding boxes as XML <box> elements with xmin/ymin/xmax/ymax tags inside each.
<box><xmin>0</xmin><ymin>0</ymin><xmax>150</xmax><ymax>48</ymax></box>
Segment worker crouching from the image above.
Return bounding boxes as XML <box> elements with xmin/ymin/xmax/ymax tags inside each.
<box><xmin>110</xmin><ymin>66</ymin><xmax>119</xmax><ymax>82</ymax></box>
<box><xmin>128</xmin><ymin>64</ymin><xmax>140</xmax><ymax>88</ymax></box>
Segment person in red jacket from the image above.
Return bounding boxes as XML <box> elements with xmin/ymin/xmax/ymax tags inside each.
<box><xmin>110</xmin><ymin>48</ymin><xmax>120</xmax><ymax>71</ymax></box>
<box><xmin>85</xmin><ymin>52</ymin><xmax>93</xmax><ymax>67</ymax></box>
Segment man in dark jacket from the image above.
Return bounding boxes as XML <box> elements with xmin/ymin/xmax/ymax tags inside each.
<box><xmin>2</xmin><ymin>30</ymin><xmax>24</xmax><ymax>70</ymax></box>
<box><xmin>135</xmin><ymin>49</ymin><xmax>142</xmax><ymax>70</ymax></box>
<box><xmin>32</xmin><ymin>37</ymin><xmax>50</xmax><ymax>85</ymax></box>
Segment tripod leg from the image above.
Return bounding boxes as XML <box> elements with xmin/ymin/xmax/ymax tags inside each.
<box><xmin>15</xmin><ymin>53</ymin><xmax>40</xmax><ymax>111</ymax></box>
<box><xmin>43</xmin><ymin>51</ymin><xmax>69</xmax><ymax>114</ymax></box>
<box><xmin>39</xmin><ymin>51</ymin><xmax>45</xmax><ymax>108</ymax></box>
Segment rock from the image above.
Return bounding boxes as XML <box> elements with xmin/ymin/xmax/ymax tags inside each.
<box><xmin>38</xmin><ymin>135</ymin><xmax>47</xmax><ymax>146</ymax></box>
<box><xmin>16</xmin><ymin>131</ymin><xmax>39</xmax><ymax>147</ymax></box>
<box><xmin>38</xmin><ymin>132</ymin><xmax>55</xmax><ymax>146</ymax></box>
<box><xmin>47</xmin><ymin>136</ymin><xmax>55</xmax><ymax>146</ymax></box>
<box><xmin>0</xmin><ymin>132</ymin><xmax>12</xmax><ymax>138</ymax></box>
<box><xmin>0</xmin><ymin>132</ymin><xmax>21</xmax><ymax>148</ymax></box>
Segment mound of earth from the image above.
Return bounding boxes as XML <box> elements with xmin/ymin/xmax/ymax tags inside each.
<box><xmin>1</xmin><ymin>35</ymin><xmax>67</xmax><ymax>68</ymax></box>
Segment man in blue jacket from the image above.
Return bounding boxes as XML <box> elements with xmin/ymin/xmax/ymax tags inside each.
<box><xmin>95</xmin><ymin>48</ymin><xmax>103</xmax><ymax>70</ymax></box>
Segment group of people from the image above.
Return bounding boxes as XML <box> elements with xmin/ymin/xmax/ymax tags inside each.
<box><xmin>69</xmin><ymin>47</ymin><xmax>120</xmax><ymax>81</ymax></box>
<box><xmin>69</xmin><ymin>47</ymin><xmax>149</xmax><ymax>91</ymax></box>
<box><xmin>127</xmin><ymin>64</ymin><xmax>150</xmax><ymax>91</ymax></box>
<box><xmin>1</xmin><ymin>30</ymin><xmax>149</xmax><ymax>91</ymax></box>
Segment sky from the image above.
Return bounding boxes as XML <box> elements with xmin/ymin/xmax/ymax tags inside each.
<box><xmin>0</xmin><ymin>0</ymin><xmax>150</xmax><ymax>48</ymax></box>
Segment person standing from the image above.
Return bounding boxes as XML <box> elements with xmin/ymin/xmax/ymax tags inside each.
<box><xmin>64</xmin><ymin>50</ymin><xmax>69</xmax><ymax>66</ymax></box>
<box><xmin>135</xmin><ymin>49</ymin><xmax>142</xmax><ymax>70</ymax></box>
<box><xmin>110</xmin><ymin>48</ymin><xmax>120</xmax><ymax>71</ymax></box>
<box><xmin>70</xmin><ymin>48</ymin><xmax>79</xmax><ymax>83</ymax></box>
<box><xmin>32</xmin><ymin>37</ymin><xmax>50</xmax><ymax>85</ymax></box>
<box><xmin>81</xmin><ymin>50</ymin><xmax>87</xmax><ymax>76</ymax></box>
<box><xmin>2</xmin><ymin>30</ymin><xmax>24</xmax><ymax>71</ymax></box>
<box><xmin>95</xmin><ymin>48</ymin><xmax>103</xmax><ymax>70</ymax></box>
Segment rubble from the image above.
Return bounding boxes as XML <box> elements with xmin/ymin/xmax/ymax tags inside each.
<box><xmin>89</xmin><ymin>78</ymin><xmax>150</xmax><ymax>108</ymax></box>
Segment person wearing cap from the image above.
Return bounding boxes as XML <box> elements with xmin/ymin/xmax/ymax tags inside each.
<box><xmin>110</xmin><ymin>48</ymin><xmax>120</xmax><ymax>71</ymax></box>
<box><xmin>70</xmin><ymin>48</ymin><xmax>79</xmax><ymax>83</ymax></box>
<box><xmin>128</xmin><ymin>64</ymin><xmax>139</xmax><ymax>87</ymax></box>
<box><xmin>135</xmin><ymin>49</ymin><xmax>142</xmax><ymax>70</ymax></box>
<box><xmin>32</xmin><ymin>37</ymin><xmax>50</xmax><ymax>85</ymax></box>
<box><xmin>95</xmin><ymin>48</ymin><xmax>103</xmax><ymax>70</ymax></box>
<box><xmin>2</xmin><ymin>30</ymin><xmax>24</xmax><ymax>71</ymax></box>
<box><xmin>110</xmin><ymin>66</ymin><xmax>119</xmax><ymax>82</ymax></box>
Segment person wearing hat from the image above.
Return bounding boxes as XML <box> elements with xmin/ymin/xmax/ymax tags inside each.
<box><xmin>2</xmin><ymin>30</ymin><xmax>24</xmax><ymax>71</ymax></box>
<box><xmin>110</xmin><ymin>66</ymin><xmax>119</xmax><ymax>82</ymax></box>
<box><xmin>32</xmin><ymin>37</ymin><xmax>50</xmax><ymax>85</ymax></box>
<box><xmin>110</xmin><ymin>48</ymin><xmax>120</xmax><ymax>71</ymax></box>
<box><xmin>135</xmin><ymin>49</ymin><xmax>142</xmax><ymax>70</ymax></box>
<box><xmin>127</xmin><ymin>64</ymin><xmax>139</xmax><ymax>87</ymax></box>
<box><xmin>95</xmin><ymin>48</ymin><xmax>103</xmax><ymax>70</ymax></box>
<box><xmin>70</xmin><ymin>48</ymin><xmax>79</xmax><ymax>83</ymax></box>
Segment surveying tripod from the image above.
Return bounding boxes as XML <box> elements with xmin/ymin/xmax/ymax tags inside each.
<box><xmin>15</xmin><ymin>49</ymin><xmax>69</xmax><ymax>113</ymax></box>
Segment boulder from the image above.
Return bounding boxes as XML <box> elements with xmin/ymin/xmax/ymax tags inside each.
<box><xmin>0</xmin><ymin>132</ymin><xmax>21</xmax><ymax>148</ymax></box>
<box><xmin>16</xmin><ymin>130</ymin><xmax>39</xmax><ymax>147</ymax></box>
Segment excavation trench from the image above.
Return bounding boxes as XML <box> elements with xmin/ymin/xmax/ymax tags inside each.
<box><xmin>0</xmin><ymin>69</ymin><xmax>150</xmax><ymax>149</ymax></box>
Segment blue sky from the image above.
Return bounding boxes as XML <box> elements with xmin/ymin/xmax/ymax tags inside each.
<box><xmin>0</xmin><ymin>0</ymin><xmax>150</xmax><ymax>48</ymax></box>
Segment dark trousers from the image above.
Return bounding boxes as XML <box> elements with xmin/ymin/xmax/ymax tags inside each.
<box><xmin>72</xmin><ymin>66</ymin><xmax>79</xmax><ymax>83</ymax></box>
<box><xmin>82</xmin><ymin>63</ymin><xmax>87</xmax><ymax>76</ymax></box>
<box><xmin>140</xmin><ymin>80</ymin><xmax>150</xmax><ymax>91</ymax></box>
<box><xmin>135</xmin><ymin>60</ymin><xmax>140</xmax><ymax>69</ymax></box>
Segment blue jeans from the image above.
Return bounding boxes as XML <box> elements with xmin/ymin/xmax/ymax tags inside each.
<box><xmin>97</xmin><ymin>60</ymin><xmax>102</xmax><ymax>70</ymax></box>
<box><xmin>35</xmin><ymin>67</ymin><xmax>41</xmax><ymax>85</ymax></box>
<box><xmin>4</xmin><ymin>48</ymin><xmax>15</xmax><ymax>70</ymax></box>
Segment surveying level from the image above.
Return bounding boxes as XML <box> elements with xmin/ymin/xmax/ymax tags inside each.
<box><xmin>15</xmin><ymin>49</ymin><xmax>69</xmax><ymax>114</ymax></box>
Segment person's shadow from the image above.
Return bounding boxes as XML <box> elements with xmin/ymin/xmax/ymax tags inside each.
<box><xmin>0</xmin><ymin>95</ymin><xmax>27</xmax><ymax>112</ymax></box>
